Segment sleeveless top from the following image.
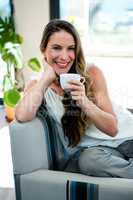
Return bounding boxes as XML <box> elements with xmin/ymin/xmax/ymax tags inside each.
<box><xmin>44</xmin><ymin>88</ymin><xmax>133</xmax><ymax>152</ymax></box>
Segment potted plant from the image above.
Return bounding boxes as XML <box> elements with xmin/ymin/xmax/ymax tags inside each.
<box><xmin>3</xmin><ymin>54</ymin><xmax>42</xmax><ymax>122</ymax></box>
<box><xmin>3</xmin><ymin>56</ymin><xmax>42</xmax><ymax>122</ymax></box>
<box><xmin>2</xmin><ymin>42</ymin><xmax>23</xmax><ymax>122</ymax></box>
<box><xmin>0</xmin><ymin>16</ymin><xmax>23</xmax><ymax>121</ymax></box>
<box><xmin>0</xmin><ymin>17</ymin><xmax>42</xmax><ymax>122</ymax></box>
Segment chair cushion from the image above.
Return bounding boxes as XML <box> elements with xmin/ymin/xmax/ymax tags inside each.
<box><xmin>9</xmin><ymin>118</ymin><xmax>49</xmax><ymax>174</ymax></box>
<box><xmin>20</xmin><ymin>169</ymin><xmax>133</xmax><ymax>200</ymax></box>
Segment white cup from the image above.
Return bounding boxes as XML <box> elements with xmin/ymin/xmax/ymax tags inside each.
<box><xmin>60</xmin><ymin>73</ymin><xmax>85</xmax><ymax>90</ymax></box>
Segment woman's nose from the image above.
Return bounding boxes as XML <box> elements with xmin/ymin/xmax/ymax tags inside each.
<box><xmin>60</xmin><ymin>50</ymin><xmax>68</xmax><ymax>60</ymax></box>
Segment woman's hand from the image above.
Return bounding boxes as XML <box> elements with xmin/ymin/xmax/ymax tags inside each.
<box><xmin>43</xmin><ymin>61</ymin><xmax>57</xmax><ymax>80</ymax></box>
<box><xmin>42</xmin><ymin>60</ymin><xmax>57</xmax><ymax>85</ymax></box>
<box><xmin>66</xmin><ymin>80</ymin><xmax>88</xmax><ymax>109</ymax></box>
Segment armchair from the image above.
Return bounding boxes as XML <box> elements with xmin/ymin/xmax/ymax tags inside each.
<box><xmin>9</xmin><ymin>107</ymin><xmax>133</xmax><ymax>200</ymax></box>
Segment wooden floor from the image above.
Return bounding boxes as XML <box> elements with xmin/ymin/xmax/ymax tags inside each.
<box><xmin>0</xmin><ymin>188</ymin><xmax>15</xmax><ymax>200</ymax></box>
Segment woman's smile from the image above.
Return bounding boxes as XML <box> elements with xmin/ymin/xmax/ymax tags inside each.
<box><xmin>55</xmin><ymin>61</ymin><xmax>70</xmax><ymax>68</ymax></box>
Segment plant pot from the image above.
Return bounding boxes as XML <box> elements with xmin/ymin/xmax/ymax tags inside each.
<box><xmin>4</xmin><ymin>104</ymin><xmax>14</xmax><ymax>122</ymax></box>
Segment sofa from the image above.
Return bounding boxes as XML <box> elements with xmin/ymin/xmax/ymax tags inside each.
<box><xmin>9</xmin><ymin>107</ymin><xmax>133</xmax><ymax>200</ymax></box>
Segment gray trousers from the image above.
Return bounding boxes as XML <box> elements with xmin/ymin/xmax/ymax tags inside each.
<box><xmin>64</xmin><ymin>140</ymin><xmax>133</xmax><ymax>178</ymax></box>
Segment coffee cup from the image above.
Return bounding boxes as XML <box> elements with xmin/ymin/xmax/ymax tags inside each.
<box><xmin>60</xmin><ymin>73</ymin><xmax>85</xmax><ymax>90</ymax></box>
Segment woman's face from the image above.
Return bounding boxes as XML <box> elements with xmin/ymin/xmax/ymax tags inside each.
<box><xmin>44</xmin><ymin>30</ymin><xmax>76</xmax><ymax>75</ymax></box>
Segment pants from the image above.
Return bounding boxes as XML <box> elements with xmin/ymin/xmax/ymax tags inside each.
<box><xmin>64</xmin><ymin>140</ymin><xmax>133</xmax><ymax>178</ymax></box>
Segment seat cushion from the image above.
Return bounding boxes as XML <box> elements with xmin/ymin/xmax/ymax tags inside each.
<box><xmin>20</xmin><ymin>169</ymin><xmax>133</xmax><ymax>200</ymax></box>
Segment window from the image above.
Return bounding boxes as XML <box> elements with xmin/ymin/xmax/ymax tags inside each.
<box><xmin>88</xmin><ymin>0</ymin><xmax>133</xmax><ymax>57</ymax></box>
<box><xmin>50</xmin><ymin>0</ymin><xmax>133</xmax><ymax>108</ymax></box>
<box><xmin>59</xmin><ymin>0</ymin><xmax>133</xmax><ymax>57</ymax></box>
<box><xmin>0</xmin><ymin>0</ymin><xmax>14</xmax><ymax>103</ymax></box>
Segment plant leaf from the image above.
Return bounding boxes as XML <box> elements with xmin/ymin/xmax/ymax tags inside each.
<box><xmin>28</xmin><ymin>57</ymin><xmax>41</xmax><ymax>72</ymax></box>
<box><xmin>4</xmin><ymin>88</ymin><xmax>21</xmax><ymax>107</ymax></box>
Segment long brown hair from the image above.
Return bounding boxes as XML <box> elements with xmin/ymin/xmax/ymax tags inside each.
<box><xmin>40</xmin><ymin>19</ymin><xmax>94</xmax><ymax>147</ymax></box>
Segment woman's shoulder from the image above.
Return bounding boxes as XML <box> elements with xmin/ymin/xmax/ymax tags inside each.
<box><xmin>87</xmin><ymin>63</ymin><xmax>103</xmax><ymax>76</ymax></box>
<box><xmin>86</xmin><ymin>63</ymin><xmax>105</xmax><ymax>84</ymax></box>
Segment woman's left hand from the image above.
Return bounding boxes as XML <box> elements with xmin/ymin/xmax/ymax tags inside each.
<box><xmin>66</xmin><ymin>80</ymin><xmax>88</xmax><ymax>108</ymax></box>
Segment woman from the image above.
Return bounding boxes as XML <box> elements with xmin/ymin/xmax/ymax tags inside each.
<box><xmin>15</xmin><ymin>19</ymin><xmax>133</xmax><ymax>178</ymax></box>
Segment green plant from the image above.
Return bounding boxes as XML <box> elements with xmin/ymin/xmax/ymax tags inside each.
<box><xmin>0</xmin><ymin>16</ymin><xmax>23</xmax><ymax>89</ymax></box>
<box><xmin>0</xmin><ymin>16</ymin><xmax>23</xmax><ymax>106</ymax></box>
<box><xmin>28</xmin><ymin>57</ymin><xmax>42</xmax><ymax>72</ymax></box>
<box><xmin>0</xmin><ymin>16</ymin><xmax>22</xmax><ymax>48</ymax></box>
<box><xmin>0</xmin><ymin>17</ymin><xmax>42</xmax><ymax>108</ymax></box>
<box><xmin>2</xmin><ymin>42</ymin><xmax>23</xmax><ymax>91</ymax></box>
<box><xmin>4</xmin><ymin>88</ymin><xmax>21</xmax><ymax>107</ymax></box>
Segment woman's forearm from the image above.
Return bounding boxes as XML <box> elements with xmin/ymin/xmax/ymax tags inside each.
<box><xmin>82</xmin><ymin>99</ymin><xmax>118</xmax><ymax>137</ymax></box>
<box><xmin>15</xmin><ymin>71</ymin><xmax>55</xmax><ymax>122</ymax></box>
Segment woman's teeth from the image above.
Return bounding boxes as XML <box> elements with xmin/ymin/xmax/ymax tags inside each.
<box><xmin>57</xmin><ymin>62</ymin><xmax>68</xmax><ymax>67</ymax></box>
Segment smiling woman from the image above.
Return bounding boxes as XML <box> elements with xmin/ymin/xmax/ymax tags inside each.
<box><xmin>14</xmin><ymin>19</ymin><xmax>133</xmax><ymax>179</ymax></box>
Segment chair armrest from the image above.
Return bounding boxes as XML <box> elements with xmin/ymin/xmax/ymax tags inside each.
<box><xmin>9</xmin><ymin>117</ymin><xmax>49</xmax><ymax>175</ymax></box>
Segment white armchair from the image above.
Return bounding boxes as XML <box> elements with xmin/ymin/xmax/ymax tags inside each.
<box><xmin>9</xmin><ymin>107</ymin><xmax>133</xmax><ymax>200</ymax></box>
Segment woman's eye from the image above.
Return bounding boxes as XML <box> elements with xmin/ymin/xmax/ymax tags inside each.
<box><xmin>53</xmin><ymin>46</ymin><xmax>61</xmax><ymax>50</ymax></box>
<box><xmin>68</xmin><ymin>47</ymin><xmax>75</xmax><ymax>51</ymax></box>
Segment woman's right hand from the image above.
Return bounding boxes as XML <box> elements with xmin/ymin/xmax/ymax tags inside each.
<box><xmin>41</xmin><ymin>61</ymin><xmax>57</xmax><ymax>85</ymax></box>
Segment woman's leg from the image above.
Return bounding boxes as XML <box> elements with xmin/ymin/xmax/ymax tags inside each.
<box><xmin>78</xmin><ymin>146</ymin><xmax>133</xmax><ymax>178</ymax></box>
<box><xmin>64</xmin><ymin>149</ymin><xmax>83</xmax><ymax>173</ymax></box>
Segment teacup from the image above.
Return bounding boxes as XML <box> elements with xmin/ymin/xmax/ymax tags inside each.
<box><xmin>60</xmin><ymin>73</ymin><xmax>85</xmax><ymax>90</ymax></box>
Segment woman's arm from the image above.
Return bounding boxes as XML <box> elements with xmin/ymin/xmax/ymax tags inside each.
<box><xmin>83</xmin><ymin>65</ymin><xmax>118</xmax><ymax>136</ymax></box>
<box><xmin>15</xmin><ymin>65</ymin><xmax>56</xmax><ymax>122</ymax></box>
<box><xmin>68</xmin><ymin>65</ymin><xmax>118</xmax><ymax>137</ymax></box>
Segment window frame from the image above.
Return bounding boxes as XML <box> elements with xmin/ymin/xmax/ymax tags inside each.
<box><xmin>49</xmin><ymin>0</ymin><xmax>60</xmax><ymax>19</ymax></box>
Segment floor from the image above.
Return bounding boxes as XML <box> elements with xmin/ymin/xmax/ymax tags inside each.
<box><xmin>0</xmin><ymin>188</ymin><xmax>15</xmax><ymax>200</ymax></box>
<box><xmin>0</xmin><ymin>106</ymin><xmax>15</xmax><ymax>200</ymax></box>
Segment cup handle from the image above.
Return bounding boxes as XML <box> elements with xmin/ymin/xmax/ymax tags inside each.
<box><xmin>80</xmin><ymin>77</ymin><xmax>85</xmax><ymax>84</ymax></box>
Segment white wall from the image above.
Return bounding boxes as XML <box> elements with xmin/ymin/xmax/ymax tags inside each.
<box><xmin>13</xmin><ymin>0</ymin><xmax>49</xmax><ymax>80</ymax></box>
<box><xmin>88</xmin><ymin>56</ymin><xmax>133</xmax><ymax>108</ymax></box>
